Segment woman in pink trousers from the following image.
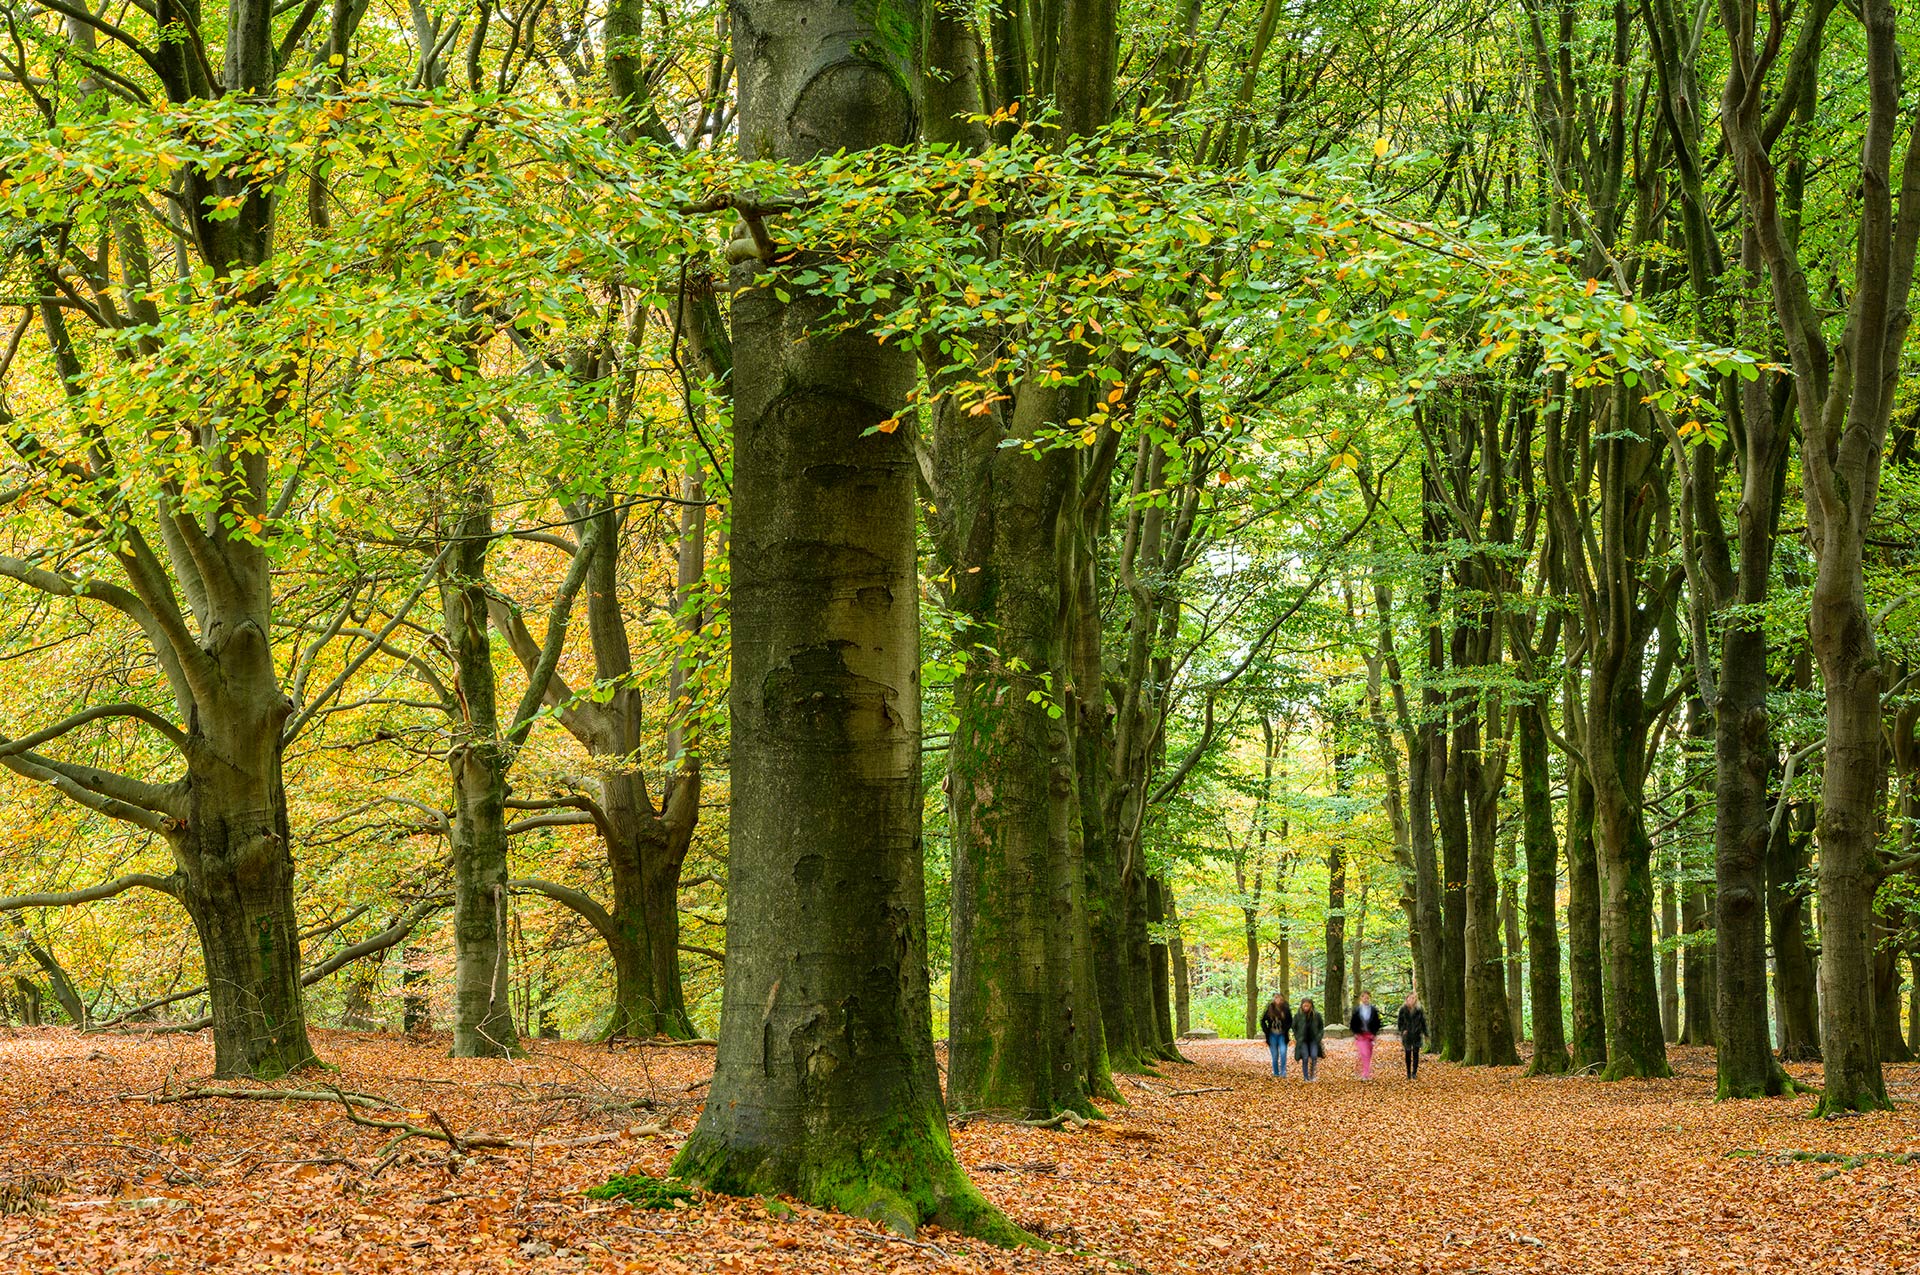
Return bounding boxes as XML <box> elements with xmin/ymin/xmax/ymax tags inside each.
<box><xmin>1349</xmin><ymin>991</ymin><xmax>1383</xmax><ymax>1080</ymax></box>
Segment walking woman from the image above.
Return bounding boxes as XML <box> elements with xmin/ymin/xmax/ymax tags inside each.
<box><xmin>1397</xmin><ymin>992</ymin><xmax>1429</xmax><ymax>1080</ymax></box>
<box><xmin>1350</xmin><ymin>991</ymin><xmax>1383</xmax><ymax>1080</ymax></box>
<box><xmin>1293</xmin><ymin>997</ymin><xmax>1325</xmax><ymax>1080</ymax></box>
<box><xmin>1259</xmin><ymin>993</ymin><xmax>1293</xmax><ymax>1077</ymax></box>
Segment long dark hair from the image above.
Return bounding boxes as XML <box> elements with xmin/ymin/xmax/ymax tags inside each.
<box><xmin>1299</xmin><ymin>997</ymin><xmax>1315</xmax><ymax>1015</ymax></box>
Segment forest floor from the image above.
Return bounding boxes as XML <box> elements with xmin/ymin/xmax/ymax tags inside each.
<box><xmin>0</xmin><ymin>1028</ymin><xmax>1915</xmax><ymax>1273</ymax></box>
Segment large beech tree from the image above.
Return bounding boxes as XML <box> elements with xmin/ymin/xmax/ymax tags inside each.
<box><xmin>670</xmin><ymin>0</ymin><xmax>1016</xmax><ymax>1239</ymax></box>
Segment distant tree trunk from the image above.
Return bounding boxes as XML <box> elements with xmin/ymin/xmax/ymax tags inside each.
<box><xmin>12</xmin><ymin>978</ymin><xmax>40</xmax><ymax>1027</ymax></box>
<box><xmin>1518</xmin><ymin>705</ymin><xmax>1569</xmax><ymax>1074</ymax></box>
<box><xmin>1148</xmin><ymin>877</ymin><xmax>1177</xmax><ymax>1051</ymax></box>
<box><xmin>1461</xmin><ymin>706</ymin><xmax>1516</xmax><ymax>1067</ymax></box>
<box><xmin>402</xmin><ymin>946</ymin><xmax>431</xmax><ymax>1033</ymax></box>
<box><xmin>439</xmin><ymin>485</ymin><xmax>521</xmax><ymax>1061</ymax></box>
<box><xmin>1434</xmin><ymin>711</ymin><xmax>1469</xmax><ymax>1060</ymax></box>
<box><xmin>1908</xmin><ymin>952</ymin><xmax>1920</xmax><ymax>1057</ymax></box>
<box><xmin>4</xmin><ymin>917</ymin><xmax>86</xmax><ymax>1027</ymax></box>
<box><xmin>1351</xmin><ymin>872</ymin><xmax>1369</xmax><ymax>1009</ymax></box>
<box><xmin>1240</xmin><ymin>861</ymin><xmax>1263</xmax><ymax>1038</ymax></box>
<box><xmin>1661</xmin><ymin>868</ymin><xmax>1679</xmax><ymax>1043</ymax></box>
<box><xmin>1169</xmin><ymin>894</ymin><xmax>1190</xmax><ymax>1037</ymax></box>
<box><xmin>1566</xmin><ymin>771</ymin><xmax>1608</xmax><ymax>1071</ymax></box>
<box><xmin>1874</xmin><ymin>914</ymin><xmax>1912</xmax><ymax>1063</ymax></box>
<box><xmin>1681</xmin><ymin>884</ymin><xmax>1714</xmax><ymax>1046</ymax></box>
<box><xmin>1770</xmin><ymin>798</ymin><xmax>1821</xmax><ymax>1061</ymax></box>
<box><xmin>672</xmin><ymin>0</ymin><xmax>1012</xmax><ymax>1237</ymax></box>
<box><xmin>1325</xmin><ymin>832</ymin><xmax>1348</xmax><ymax>1024</ymax></box>
<box><xmin>1586</xmin><ymin>609</ymin><xmax>1670</xmax><ymax>1079</ymax></box>
<box><xmin>1503</xmin><ymin>825</ymin><xmax>1524</xmax><ymax>1042</ymax></box>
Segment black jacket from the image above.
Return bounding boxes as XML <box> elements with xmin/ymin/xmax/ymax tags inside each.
<box><xmin>1259</xmin><ymin>1002</ymin><xmax>1293</xmax><ymax>1038</ymax></box>
<box><xmin>1293</xmin><ymin>1009</ymin><xmax>1325</xmax><ymax>1050</ymax></box>
<box><xmin>1396</xmin><ymin>1004</ymin><xmax>1429</xmax><ymax>1046</ymax></box>
<box><xmin>1350</xmin><ymin>1004</ymin><xmax>1383</xmax><ymax>1036</ymax></box>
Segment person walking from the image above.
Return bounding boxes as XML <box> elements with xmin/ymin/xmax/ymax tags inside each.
<box><xmin>1350</xmin><ymin>991</ymin><xmax>1384</xmax><ymax>1080</ymax></box>
<box><xmin>1293</xmin><ymin>997</ymin><xmax>1325</xmax><ymax>1080</ymax></box>
<box><xmin>1397</xmin><ymin>992</ymin><xmax>1429</xmax><ymax>1080</ymax></box>
<box><xmin>1259</xmin><ymin>993</ymin><xmax>1293</xmax><ymax>1077</ymax></box>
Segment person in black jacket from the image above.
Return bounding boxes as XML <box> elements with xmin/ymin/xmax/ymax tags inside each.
<box><xmin>1349</xmin><ymin>992</ymin><xmax>1384</xmax><ymax>1080</ymax></box>
<box><xmin>1397</xmin><ymin>992</ymin><xmax>1429</xmax><ymax>1079</ymax></box>
<box><xmin>1293</xmin><ymin>998</ymin><xmax>1326</xmax><ymax>1080</ymax></box>
<box><xmin>1259</xmin><ymin>993</ymin><xmax>1293</xmax><ymax>1077</ymax></box>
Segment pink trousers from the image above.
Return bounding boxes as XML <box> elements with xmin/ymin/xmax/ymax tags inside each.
<box><xmin>1355</xmin><ymin>1032</ymin><xmax>1376</xmax><ymax>1079</ymax></box>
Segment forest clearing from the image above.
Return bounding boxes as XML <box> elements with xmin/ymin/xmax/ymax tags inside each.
<box><xmin>1</xmin><ymin>1030</ymin><xmax>1915</xmax><ymax>1273</ymax></box>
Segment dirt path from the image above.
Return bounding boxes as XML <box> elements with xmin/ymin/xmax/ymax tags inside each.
<box><xmin>0</xmin><ymin>1028</ymin><xmax>1915</xmax><ymax>1272</ymax></box>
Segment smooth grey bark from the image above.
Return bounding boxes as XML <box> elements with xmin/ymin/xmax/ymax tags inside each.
<box><xmin>671</xmin><ymin>0</ymin><xmax>1012</xmax><ymax>1239</ymax></box>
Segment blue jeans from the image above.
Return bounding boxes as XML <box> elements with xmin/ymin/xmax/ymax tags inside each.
<box><xmin>1266</xmin><ymin>1032</ymin><xmax>1289</xmax><ymax>1076</ymax></box>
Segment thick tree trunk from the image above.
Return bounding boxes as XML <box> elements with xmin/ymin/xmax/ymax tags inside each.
<box><xmin>178</xmin><ymin>698</ymin><xmax>315</xmax><ymax>1079</ymax></box>
<box><xmin>1807</xmin><ymin>573</ymin><xmax>1892</xmax><ymax>1113</ymax></box>
<box><xmin>1712</xmin><ymin>501</ymin><xmax>1791</xmax><ymax>1092</ymax></box>
<box><xmin>1566</xmin><ymin>772</ymin><xmax>1608</xmax><ymax>1071</ymax></box>
<box><xmin>673</xmin><ymin>3</ymin><xmax>1010</xmax><ymax>1236</ymax></box>
<box><xmin>1518</xmin><ymin>706</ymin><xmax>1569</xmax><ymax>1074</ymax></box>
<box><xmin>1407</xmin><ymin>725</ymin><xmax>1445</xmax><ymax>1048</ymax></box>
<box><xmin>1434</xmin><ymin>725</ymin><xmax>1469</xmax><ymax>1060</ymax></box>
<box><xmin>441</xmin><ymin>496</ymin><xmax>521</xmax><ymax>1061</ymax></box>
<box><xmin>447</xmin><ymin>744</ymin><xmax>518</xmax><ymax>1058</ymax></box>
<box><xmin>1587</xmin><ymin>665</ymin><xmax>1670</xmax><ymax>1079</ymax></box>
<box><xmin>945</xmin><ymin>438</ymin><xmax>1096</xmax><ymax>1115</ymax></box>
<box><xmin>598</xmin><ymin>778</ymin><xmax>699</xmax><ymax>1040</ymax></box>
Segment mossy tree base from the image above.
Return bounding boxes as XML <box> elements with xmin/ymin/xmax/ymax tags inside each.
<box><xmin>1524</xmin><ymin>1048</ymin><xmax>1572</xmax><ymax>1078</ymax></box>
<box><xmin>1599</xmin><ymin>1055</ymin><xmax>1673</xmax><ymax>1081</ymax></box>
<box><xmin>1810</xmin><ymin>1087</ymin><xmax>1894</xmax><ymax>1118</ymax></box>
<box><xmin>672</xmin><ymin>1119</ymin><xmax>1032</xmax><ymax>1245</ymax></box>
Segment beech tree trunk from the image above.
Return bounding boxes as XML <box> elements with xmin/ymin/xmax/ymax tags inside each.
<box><xmin>1566</xmin><ymin>772</ymin><xmax>1608</xmax><ymax>1071</ymax></box>
<box><xmin>1434</xmin><ymin>708</ymin><xmax>1469</xmax><ymax>1060</ymax></box>
<box><xmin>1660</xmin><ymin>871</ymin><xmax>1679</xmax><ymax>1043</ymax></box>
<box><xmin>1770</xmin><ymin>801</ymin><xmax>1822</xmax><ymax>1061</ymax></box>
<box><xmin>940</xmin><ymin>411</ymin><xmax>1096</xmax><ymax>1116</ymax></box>
<box><xmin>1503</xmin><ymin>829</ymin><xmax>1523</xmax><ymax>1043</ymax></box>
<box><xmin>1461</xmin><ymin>709</ymin><xmax>1516</xmax><ymax>1066</ymax></box>
<box><xmin>1518</xmin><ymin>705</ymin><xmax>1569</xmax><ymax>1074</ymax></box>
<box><xmin>1324</xmin><ymin>834</ymin><xmax>1347</xmax><ymax>1024</ymax></box>
<box><xmin>672</xmin><ymin>1</ymin><xmax>1011</xmax><ymax>1237</ymax></box>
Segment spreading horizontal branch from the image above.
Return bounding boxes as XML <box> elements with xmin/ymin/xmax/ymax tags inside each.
<box><xmin>0</xmin><ymin>872</ymin><xmax>179</xmax><ymax>911</ymax></box>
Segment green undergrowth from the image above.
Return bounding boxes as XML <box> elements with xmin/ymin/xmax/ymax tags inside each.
<box><xmin>585</xmin><ymin>1172</ymin><xmax>696</xmax><ymax>1208</ymax></box>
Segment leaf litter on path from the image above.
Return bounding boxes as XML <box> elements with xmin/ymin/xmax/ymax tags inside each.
<box><xmin>0</xmin><ymin>1028</ymin><xmax>1914</xmax><ymax>1272</ymax></box>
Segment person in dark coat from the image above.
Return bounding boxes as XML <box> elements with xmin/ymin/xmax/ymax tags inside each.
<box><xmin>1293</xmin><ymin>997</ymin><xmax>1326</xmax><ymax>1080</ymax></box>
<box><xmin>1350</xmin><ymin>991</ymin><xmax>1384</xmax><ymax>1080</ymax></box>
<box><xmin>1397</xmin><ymin>992</ymin><xmax>1429</xmax><ymax>1079</ymax></box>
<box><xmin>1259</xmin><ymin>993</ymin><xmax>1293</xmax><ymax>1077</ymax></box>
